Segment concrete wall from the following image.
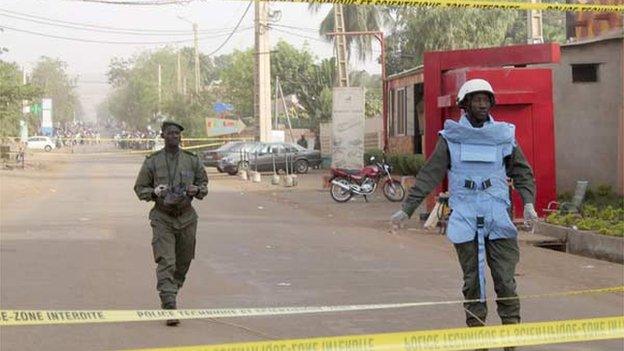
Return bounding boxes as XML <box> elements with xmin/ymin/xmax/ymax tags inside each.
<box><xmin>319</xmin><ymin>117</ymin><xmax>383</xmax><ymax>158</ymax></box>
<box><xmin>364</xmin><ymin>117</ymin><xmax>383</xmax><ymax>150</ymax></box>
<box><xmin>552</xmin><ymin>37</ymin><xmax>624</xmax><ymax>195</ymax></box>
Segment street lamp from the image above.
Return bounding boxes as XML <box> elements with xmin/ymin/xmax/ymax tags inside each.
<box><xmin>177</xmin><ymin>15</ymin><xmax>200</xmax><ymax>95</ymax></box>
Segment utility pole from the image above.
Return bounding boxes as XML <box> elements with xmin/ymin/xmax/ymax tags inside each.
<box><xmin>177</xmin><ymin>51</ymin><xmax>182</xmax><ymax>94</ymax></box>
<box><xmin>333</xmin><ymin>4</ymin><xmax>349</xmax><ymax>87</ymax></box>
<box><xmin>20</xmin><ymin>67</ymin><xmax>28</xmax><ymax>142</ymax></box>
<box><xmin>193</xmin><ymin>23</ymin><xmax>201</xmax><ymax>94</ymax></box>
<box><xmin>527</xmin><ymin>0</ymin><xmax>544</xmax><ymax>44</ymax></box>
<box><xmin>254</xmin><ymin>0</ymin><xmax>271</xmax><ymax>142</ymax></box>
<box><xmin>274</xmin><ymin>75</ymin><xmax>280</xmax><ymax>130</ymax></box>
<box><xmin>158</xmin><ymin>64</ymin><xmax>162</xmax><ymax>115</ymax></box>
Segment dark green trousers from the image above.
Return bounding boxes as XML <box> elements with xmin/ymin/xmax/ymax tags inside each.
<box><xmin>150</xmin><ymin>218</ymin><xmax>197</xmax><ymax>304</ymax></box>
<box><xmin>454</xmin><ymin>237</ymin><xmax>520</xmax><ymax>327</ymax></box>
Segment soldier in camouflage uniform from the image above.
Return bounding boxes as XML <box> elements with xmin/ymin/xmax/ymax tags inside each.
<box><xmin>134</xmin><ymin>121</ymin><xmax>208</xmax><ymax>326</ymax></box>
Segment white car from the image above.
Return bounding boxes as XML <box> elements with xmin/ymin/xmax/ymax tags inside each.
<box><xmin>26</xmin><ymin>136</ymin><xmax>56</xmax><ymax>152</ymax></box>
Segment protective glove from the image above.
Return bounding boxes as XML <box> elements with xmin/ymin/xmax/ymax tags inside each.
<box><xmin>154</xmin><ymin>184</ymin><xmax>169</xmax><ymax>198</ymax></box>
<box><xmin>523</xmin><ymin>203</ymin><xmax>538</xmax><ymax>222</ymax></box>
<box><xmin>390</xmin><ymin>210</ymin><xmax>409</xmax><ymax>226</ymax></box>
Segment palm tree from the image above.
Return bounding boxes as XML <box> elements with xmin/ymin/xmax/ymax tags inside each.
<box><xmin>308</xmin><ymin>5</ymin><xmax>391</xmax><ymax>61</ymax></box>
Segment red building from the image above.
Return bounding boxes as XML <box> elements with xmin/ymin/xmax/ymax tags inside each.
<box><xmin>386</xmin><ymin>44</ymin><xmax>561</xmax><ymax>217</ymax></box>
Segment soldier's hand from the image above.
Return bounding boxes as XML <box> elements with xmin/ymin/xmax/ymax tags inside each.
<box><xmin>154</xmin><ymin>184</ymin><xmax>169</xmax><ymax>197</ymax></box>
<box><xmin>186</xmin><ymin>185</ymin><xmax>199</xmax><ymax>196</ymax></box>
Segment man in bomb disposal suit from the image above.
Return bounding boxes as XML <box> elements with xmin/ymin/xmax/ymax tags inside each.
<box><xmin>391</xmin><ymin>79</ymin><xmax>538</xmax><ymax>351</ymax></box>
<box><xmin>134</xmin><ymin>121</ymin><xmax>208</xmax><ymax>326</ymax></box>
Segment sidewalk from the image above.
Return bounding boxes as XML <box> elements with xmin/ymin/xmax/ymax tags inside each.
<box><xmin>208</xmin><ymin>168</ymin><xmax>547</xmax><ymax>244</ymax></box>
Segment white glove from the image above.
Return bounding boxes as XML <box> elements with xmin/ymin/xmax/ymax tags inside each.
<box><xmin>523</xmin><ymin>203</ymin><xmax>538</xmax><ymax>222</ymax></box>
<box><xmin>154</xmin><ymin>184</ymin><xmax>169</xmax><ymax>197</ymax></box>
<box><xmin>391</xmin><ymin>210</ymin><xmax>409</xmax><ymax>225</ymax></box>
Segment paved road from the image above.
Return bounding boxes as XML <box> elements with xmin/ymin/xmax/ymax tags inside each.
<box><xmin>1</xmin><ymin>153</ymin><xmax>622</xmax><ymax>351</ymax></box>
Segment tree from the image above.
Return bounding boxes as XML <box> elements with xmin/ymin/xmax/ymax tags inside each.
<box><xmin>385</xmin><ymin>7</ymin><xmax>519</xmax><ymax>75</ymax></box>
<box><xmin>309</xmin><ymin>4</ymin><xmax>391</xmax><ymax>61</ymax></box>
<box><xmin>30</xmin><ymin>57</ymin><xmax>81</xmax><ymax>124</ymax></box>
<box><xmin>295</xmin><ymin>58</ymin><xmax>335</xmax><ymax>126</ymax></box>
<box><xmin>0</xmin><ymin>60</ymin><xmax>41</xmax><ymax>137</ymax></box>
<box><xmin>218</xmin><ymin>41</ymin><xmax>322</xmax><ymax>125</ymax></box>
<box><xmin>504</xmin><ymin>7</ymin><xmax>566</xmax><ymax>45</ymax></box>
<box><xmin>218</xmin><ymin>48</ymin><xmax>254</xmax><ymax>120</ymax></box>
<box><xmin>350</xmin><ymin>70</ymin><xmax>382</xmax><ymax>119</ymax></box>
<box><xmin>105</xmin><ymin>47</ymin><xmax>222</xmax><ymax>136</ymax></box>
<box><xmin>271</xmin><ymin>40</ymin><xmax>315</xmax><ymax>97</ymax></box>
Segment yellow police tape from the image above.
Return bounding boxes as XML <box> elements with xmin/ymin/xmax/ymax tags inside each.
<box><xmin>5</xmin><ymin>136</ymin><xmax>252</xmax><ymax>142</ymax></box>
<box><xmin>122</xmin><ymin>316</ymin><xmax>624</xmax><ymax>351</ymax></box>
<box><xmin>269</xmin><ymin>0</ymin><xmax>624</xmax><ymax>12</ymax></box>
<box><xmin>127</xmin><ymin>142</ymin><xmax>224</xmax><ymax>154</ymax></box>
<box><xmin>1</xmin><ymin>286</ymin><xmax>621</xmax><ymax>327</ymax></box>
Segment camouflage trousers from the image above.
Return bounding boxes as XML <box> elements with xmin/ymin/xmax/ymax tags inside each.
<box><xmin>150</xmin><ymin>218</ymin><xmax>197</xmax><ymax>304</ymax></box>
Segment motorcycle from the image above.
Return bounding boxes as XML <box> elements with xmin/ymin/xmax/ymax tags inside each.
<box><xmin>329</xmin><ymin>156</ymin><xmax>406</xmax><ymax>203</ymax></box>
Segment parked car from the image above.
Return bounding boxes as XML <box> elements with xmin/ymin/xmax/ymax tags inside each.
<box><xmin>217</xmin><ymin>142</ymin><xmax>262</xmax><ymax>175</ymax></box>
<box><xmin>219</xmin><ymin>142</ymin><xmax>321</xmax><ymax>175</ymax></box>
<box><xmin>26</xmin><ymin>136</ymin><xmax>56</xmax><ymax>152</ymax></box>
<box><xmin>202</xmin><ymin>141</ymin><xmax>245</xmax><ymax>171</ymax></box>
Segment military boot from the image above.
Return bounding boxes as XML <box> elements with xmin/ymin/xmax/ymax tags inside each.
<box><xmin>161</xmin><ymin>296</ymin><xmax>179</xmax><ymax>327</ymax></box>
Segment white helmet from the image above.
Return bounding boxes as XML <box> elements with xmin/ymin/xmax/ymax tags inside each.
<box><xmin>457</xmin><ymin>79</ymin><xmax>495</xmax><ymax>106</ymax></box>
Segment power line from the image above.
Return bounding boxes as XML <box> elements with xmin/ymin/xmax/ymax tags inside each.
<box><xmin>0</xmin><ymin>7</ymin><xmax>217</xmax><ymax>34</ymax></box>
<box><xmin>0</xmin><ymin>11</ymin><xmax>234</xmax><ymax>36</ymax></box>
<box><xmin>271</xmin><ymin>23</ymin><xmax>319</xmax><ymax>33</ymax></box>
<box><xmin>206</xmin><ymin>0</ymin><xmax>252</xmax><ymax>56</ymax></box>
<box><xmin>268</xmin><ymin>25</ymin><xmax>327</xmax><ymax>43</ymax></box>
<box><xmin>0</xmin><ymin>24</ymin><xmax>252</xmax><ymax>45</ymax></box>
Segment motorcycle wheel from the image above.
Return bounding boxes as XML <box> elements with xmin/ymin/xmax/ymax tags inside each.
<box><xmin>383</xmin><ymin>179</ymin><xmax>405</xmax><ymax>202</ymax></box>
<box><xmin>330</xmin><ymin>177</ymin><xmax>353</xmax><ymax>203</ymax></box>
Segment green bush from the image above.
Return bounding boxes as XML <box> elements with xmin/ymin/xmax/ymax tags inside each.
<box><xmin>363</xmin><ymin>149</ymin><xmax>385</xmax><ymax>165</ymax></box>
<box><xmin>548</xmin><ymin>185</ymin><xmax>624</xmax><ymax>237</ymax></box>
<box><xmin>546</xmin><ymin>206</ymin><xmax>624</xmax><ymax>238</ymax></box>
<box><xmin>362</xmin><ymin>150</ymin><xmax>425</xmax><ymax>175</ymax></box>
<box><xmin>390</xmin><ymin>153</ymin><xmax>425</xmax><ymax>175</ymax></box>
<box><xmin>583</xmin><ymin>184</ymin><xmax>623</xmax><ymax>209</ymax></box>
<box><xmin>388</xmin><ymin>154</ymin><xmax>401</xmax><ymax>172</ymax></box>
<box><xmin>596</xmin><ymin>184</ymin><xmax>612</xmax><ymax>197</ymax></box>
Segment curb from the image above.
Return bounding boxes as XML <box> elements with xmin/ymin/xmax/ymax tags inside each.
<box><xmin>535</xmin><ymin>222</ymin><xmax>623</xmax><ymax>264</ymax></box>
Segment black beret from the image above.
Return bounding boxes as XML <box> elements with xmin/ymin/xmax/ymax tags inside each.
<box><xmin>161</xmin><ymin>121</ymin><xmax>184</xmax><ymax>132</ymax></box>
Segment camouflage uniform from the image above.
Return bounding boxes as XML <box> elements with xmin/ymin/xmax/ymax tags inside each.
<box><xmin>134</xmin><ymin>147</ymin><xmax>208</xmax><ymax>306</ymax></box>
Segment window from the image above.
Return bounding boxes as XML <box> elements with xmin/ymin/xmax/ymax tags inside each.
<box><xmin>397</xmin><ymin>88</ymin><xmax>407</xmax><ymax>135</ymax></box>
<box><xmin>270</xmin><ymin>144</ymin><xmax>285</xmax><ymax>154</ymax></box>
<box><xmin>289</xmin><ymin>144</ymin><xmax>305</xmax><ymax>152</ymax></box>
<box><xmin>388</xmin><ymin>90</ymin><xmax>395</xmax><ymax>136</ymax></box>
<box><xmin>572</xmin><ymin>64</ymin><xmax>599</xmax><ymax>83</ymax></box>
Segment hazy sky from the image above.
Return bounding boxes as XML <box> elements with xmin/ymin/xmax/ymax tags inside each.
<box><xmin>0</xmin><ymin>0</ymin><xmax>381</xmax><ymax>120</ymax></box>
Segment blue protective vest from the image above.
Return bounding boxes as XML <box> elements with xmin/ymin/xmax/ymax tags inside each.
<box><xmin>439</xmin><ymin>115</ymin><xmax>517</xmax><ymax>301</ymax></box>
